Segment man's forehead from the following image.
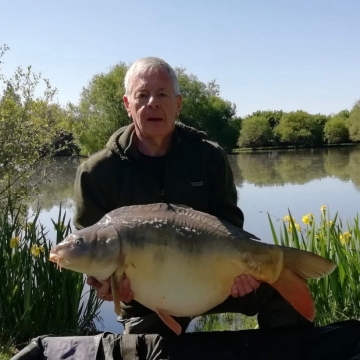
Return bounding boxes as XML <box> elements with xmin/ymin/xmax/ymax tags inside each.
<box><xmin>131</xmin><ymin>70</ymin><xmax>173</xmax><ymax>89</ymax></box>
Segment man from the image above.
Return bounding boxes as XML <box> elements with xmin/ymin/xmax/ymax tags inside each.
<box><xmin>73</xmin><ymin>57</ymin><xmax>312</xmax><ymax>336</ymax></box>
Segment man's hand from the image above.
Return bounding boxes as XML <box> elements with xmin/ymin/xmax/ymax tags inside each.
<box><xmin>86</xmin><ymin>274</ymin><xmax>134</xmax><ymax>303</ymax></box>
<box><xmin>231</xmin><ymin>274</ymin><xmax>260</xmax><ymax>297</ymax></box>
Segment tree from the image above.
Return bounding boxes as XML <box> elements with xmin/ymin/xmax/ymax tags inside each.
<box><xmin>245</xmin><ymin>110</ymin><xmax>283</xmax><ymax>129</ymax></box>
<box><xmin>336</xmin><ymin>109</ymin><xmax>350</xmax><ymax>119</ymax></box>
<box><xmin>324</xmin><ymin>116</ymin><xmax>349</xmax><ymax>144</ymax></box>
<box><xmin>347</xmin><ymin>99</ymin><xmax>360</xmax><ymax>142</ymax></box>
<box><xmin>176</xmin><ymin>68</ymin><xmax>240</xmax><ymax>152</ymax></box>
<box><xmin>238</xmin><ymin>115</ymin><xmax>272</xmax><ymax>148</ymax></box>
<box><xmin>0</xmin><ymin>45</ymin><xmax>65</xmax><ymax>206</ymax></box>
<box><xmin>275</xmin><ymin>111</ymin><xmax>325</xmax><ymax>147</ymax></box>
<box><xmin>72</xmin><ymin>62</ymin><xmax>131</xmax><ymax>155</ymax></box>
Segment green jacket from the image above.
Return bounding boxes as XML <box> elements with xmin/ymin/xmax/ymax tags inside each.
<box><xmin>73</xmin><ymin>121</ymin><xmax>245</xmax><ymax>318</ymax></box>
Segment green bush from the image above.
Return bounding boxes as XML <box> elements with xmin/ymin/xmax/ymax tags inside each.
<box><xmin>324</xmin><ymin>116</ymin><xmax>349</xmax><ymax>144</ymax></box>
<box><xmin>0</xmin><ymin>199</ymin><xmax>103</xmax><ymax>347</ymax></box>
<box><xmin>238</xmin><ymin>115</ymin><xmax>273</xmax><ymax>148</ymax></box>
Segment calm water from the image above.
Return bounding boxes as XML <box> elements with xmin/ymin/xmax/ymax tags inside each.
<box><xmin>29</xmin><ymin>146</ymin><xmax>360</xmax><ymax>333</ymax></box>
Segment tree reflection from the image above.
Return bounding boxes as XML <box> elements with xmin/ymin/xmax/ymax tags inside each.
<box><xmin>237</xmin><ymin>147</ymin><xmax>360</xmax><ymax>189</ymax></box>
<box><xmin>25</xmin><ymin>147</ymin><xmax>360</xmax><ymax>211</ymax></box>
<box><xmin>27</xmin><ymin>157</ymin><xmax>84</xmax><ymax>211</ymax></box>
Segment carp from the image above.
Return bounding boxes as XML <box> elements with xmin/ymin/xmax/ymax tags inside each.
<box><xmin>49</xmin><ymin>203</ymin><xmax>336</xmax><ymax>335</ymax></box>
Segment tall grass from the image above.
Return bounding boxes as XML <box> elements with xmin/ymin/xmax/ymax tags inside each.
<box><xmin>0</xmin><ymin>199</ymin><xmax>103</xmax><ymax>347</ymax></box>
<box><xmin>268</xmin><ymin>207</ymin><xmax>360</xmax><ymax>326</ymax></box>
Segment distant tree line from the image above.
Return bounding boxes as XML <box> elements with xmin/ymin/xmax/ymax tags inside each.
<box><xmin>238</xmin><ymin>107</ymin><xmax>360</xmax><ymax>149</ymax></box>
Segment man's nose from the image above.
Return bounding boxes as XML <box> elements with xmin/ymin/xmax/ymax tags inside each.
<box><xmin>148</xmin><ymin>96</ymin><xmax>159</xmax><ymax>108</ymax></box>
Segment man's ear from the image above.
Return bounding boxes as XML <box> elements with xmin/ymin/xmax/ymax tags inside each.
<box><xmin>176</xmin><ymin>94</ymin><xmax>182</xmax><ymax>116</ymax></box>
<box><xmin>123</xmin><ymin>95</ymin><xmax>131</xmax><ymax>116</ymax></box>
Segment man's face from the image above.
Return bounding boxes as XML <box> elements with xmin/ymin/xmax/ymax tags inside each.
<box><xmin>123</xmin><ymin>69</ymin><xmax>182</xmax><ymax>141</ymax></box>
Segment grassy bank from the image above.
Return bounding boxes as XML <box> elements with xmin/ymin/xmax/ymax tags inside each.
<box><xmin>231</xmin><ymin>142</ymin><xmax>360</xmax><ymax>154</ymax></box>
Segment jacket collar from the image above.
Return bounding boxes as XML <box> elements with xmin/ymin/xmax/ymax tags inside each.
<box><xmin>107</xmin><ymin>121</ymin><xmax>208</xmax><ymax>159</ymax></box>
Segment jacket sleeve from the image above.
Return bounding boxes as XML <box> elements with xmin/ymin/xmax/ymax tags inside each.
<box><xmin>207</xmin><ymin>144</ymin><xmax>245</xmax><ymax>229</ymax></box>
<box><xmin>73</xmin><ymin>160</ymin><xmax>112</xmax><ymax>229</ymax></box>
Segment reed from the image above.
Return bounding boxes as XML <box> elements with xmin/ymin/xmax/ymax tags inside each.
<box><xmin>0</xmin><ymin>199</ymin><xmax>103</xmax><ymax>347</ymax></box>
<box><xmin>268</xmin><ymin>206</ymin><xmax>360</xmax><ymax>326</ymax></box>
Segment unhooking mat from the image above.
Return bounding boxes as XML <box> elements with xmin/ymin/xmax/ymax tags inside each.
<box><xmin>10</xmin><ymin>320</ymin><xmax>360</xmax><ymax>360</ymax></box>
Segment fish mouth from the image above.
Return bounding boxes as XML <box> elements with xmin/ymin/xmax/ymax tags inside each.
<box><xmin>49</xmin><ymin>253</ymin><xmax>66</xmax><ymax>271</ymax></box>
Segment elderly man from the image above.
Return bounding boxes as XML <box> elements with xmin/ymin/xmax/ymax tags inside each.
<box><xmin>73</xmin><ymin>57</ymin><xmax>312</xmax><ymax>336</ymax></box>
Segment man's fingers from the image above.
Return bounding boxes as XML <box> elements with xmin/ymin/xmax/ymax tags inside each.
<box><xmin>118</xmin><ymin>274</ymin><xmax>134</xmax><ymax>303</ymax></box>
<box><xmin>86</xmin><ymin>276</ymin><xmax>101</xmax><ymax>288</ymax></box>
<box><xmin>87</xmin><ymin>276</ymin><xmax>113</xmax><ymax>301</ymax></box>
<box><xmin>232</xmin><ymin>275</ymin><xmax>260</xmax><ymax>297</ymax></box>
<box><xmin>247</xmin><ymin>274</ymin><xmax>260</xmax><ymax>290</ymax></box>
<box><xmin>87</xmin><ymin>274</ymin><xmax>134</xmax><ymax>302</ymax></box>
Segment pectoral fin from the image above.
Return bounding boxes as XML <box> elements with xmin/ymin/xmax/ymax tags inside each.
<box><xmin>111</xmin><ymin>264</ymin><xmax>128</xmax><ymax>315</ymax></box>
<box><xmin>156</xmin><ymin>309</ymin><xmax>182</xmax><ymax>335</ymax></box>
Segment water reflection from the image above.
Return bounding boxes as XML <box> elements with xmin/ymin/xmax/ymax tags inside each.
<box><xmin>232</xmin><ymin>146</ymin><xmax>360</xmax><ymax>188</ymax></box>
<box><xmin>29</xmin><ymin>147</ymin><xmax>360</xmax><ymax>213</ymax></box>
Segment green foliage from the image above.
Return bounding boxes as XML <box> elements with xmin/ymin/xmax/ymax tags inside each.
<box><xmin>246</xmin><ymin>110</ymin><xmax>283</xmax><ymax>129</ymax></box>
<box><xmin>348</xmin><ymin>100</ymin><xmax>360</xmax><ymax>142</ymax></box>
<box><xmin>238</xmin><ymin>115</ymin><xmax>273</xmax><ymax>148</ymax></box>
<box><xmin>193</xmin><ymin>313</ymin><xmax>257</xmax><ymax>332</ymax></box>
<box><xmin>71</xmin><ymin>63</ymin><xmax>131</xmax><ymax>155</ymax></box>
<box><xmin>269</xmin><ymin>207</ymin><xmax>360</xmax><ymax>326</ymax></box>
<box><xmin>176</xmin><ymin>68</ymin><xmax>241</xmax><ymax>152</ymax></box>
<box><xmin>275</xmin><ymin>111</ymin><xmax>325</xmax><ymax>147</ymax></box>
<box><xmin>336</xmin><ymin>109</ymin><xmax>350</xmax><ymax>119</ymax></box>
<box><xmin>324</xmin><ymin>116</ymin><xmax>349</xmax><ymax>144</ymax></box>
<box><xmin>0</xmin><ymin>45</ymin><xmax>67</xmax><ymax>207</ymax></box>
<box><xmin>0</xmin><ymin>199</ymin><xmax>103</xmax><ymax>346</ymax></box>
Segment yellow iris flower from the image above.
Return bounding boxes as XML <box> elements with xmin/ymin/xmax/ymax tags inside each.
<box><xmin>30</xmin><ymin>244</ymin><xmax>44</xmax><ymax>257</ymax></box>
<box><xmin>10</xmin><ymin>236</ymin><xmax>20</xmax><ymax>248</ymax></box>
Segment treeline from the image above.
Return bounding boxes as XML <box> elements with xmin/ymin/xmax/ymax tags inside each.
<box><xmin>239</xmin><ymin>108</ymin><xmax>360</xmax><ymax>149</ymax></box>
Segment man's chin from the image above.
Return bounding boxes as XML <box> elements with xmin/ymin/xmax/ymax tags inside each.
<box><xmin>143</xmin><ymin>123</ymin><xmax>174</xmax><ymax>139</ymax></box>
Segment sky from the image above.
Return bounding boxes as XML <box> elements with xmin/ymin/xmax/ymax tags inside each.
<box><xmin>1</xmin><ymin>0</ymin><xmax>359</xmax><ymax>117</ymax></box>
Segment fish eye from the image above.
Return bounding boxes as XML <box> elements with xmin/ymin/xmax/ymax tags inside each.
<box><xmin>75</xmin><ymin>237</ymin><xmax>83</xmax><ymax>246</ymax></box>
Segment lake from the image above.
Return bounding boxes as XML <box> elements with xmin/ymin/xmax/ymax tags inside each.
<box><xmin>29</xmin><ymin>146</ymin><xmax>360</xmax><ymax>333</ymax></box>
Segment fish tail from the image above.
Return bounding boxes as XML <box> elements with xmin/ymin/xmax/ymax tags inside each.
<box><xmin>271</xmin><ymin>267</ymin><xmax>315</xmax><ymax>321</ymax></box>
<box><xmin>271</xmin><ymin>247</ymin><xmax>336</xmax><ymax>321</ymax></box>
<box><xmin>280</xmin><ymin>246</ymin><xmax>336</xmax><ymax>279</ymax></box>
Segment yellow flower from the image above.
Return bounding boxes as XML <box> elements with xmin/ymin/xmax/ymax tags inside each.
<box><xmin>339</xmin><ymin>231</ymin><xmax>351</xmax><ymax>245</ymax></box>
<box><xmin>320</xmin><ymin>205</ymin><xmax>326</xmax><ymax>212</ymax></box>
<box><xmin>30</xmin><ymin>244</ymin><xmax>44</xmax><ymax>257</ymax></box>
<box><xmin>283</xmin><ymin>215</ymin><xmax>295</xmax><ymax>222</ymax></box>
<box><xmin>302</xmin><ymin>213</ymin><xmax>314</xmax><ymax>224</ymax></box>
<box><xmin>328</xmin><ymin>221</ymin><xmax>334</xmax><ymax>226</ymax></box>
<box><xmin>10</xmin><ymin>236</ymin><xmax>20</xmax><ymax>248</ymax></box>
<box><xmin>295</xmin><ymin>223</ymin><xmax>301</xmax><ymax>232</ymax></box>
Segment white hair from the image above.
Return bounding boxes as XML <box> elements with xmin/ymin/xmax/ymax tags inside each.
<box><xmin>124</xmin><ymin>57</ymin><xmax>180</xmax><ymax>96</ymax></box>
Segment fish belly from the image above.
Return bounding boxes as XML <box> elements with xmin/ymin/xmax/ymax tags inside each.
<box><xmin>124</xmin><ymin>245</ymin><xmax>246</xmax><ymax>317</ymax></box>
